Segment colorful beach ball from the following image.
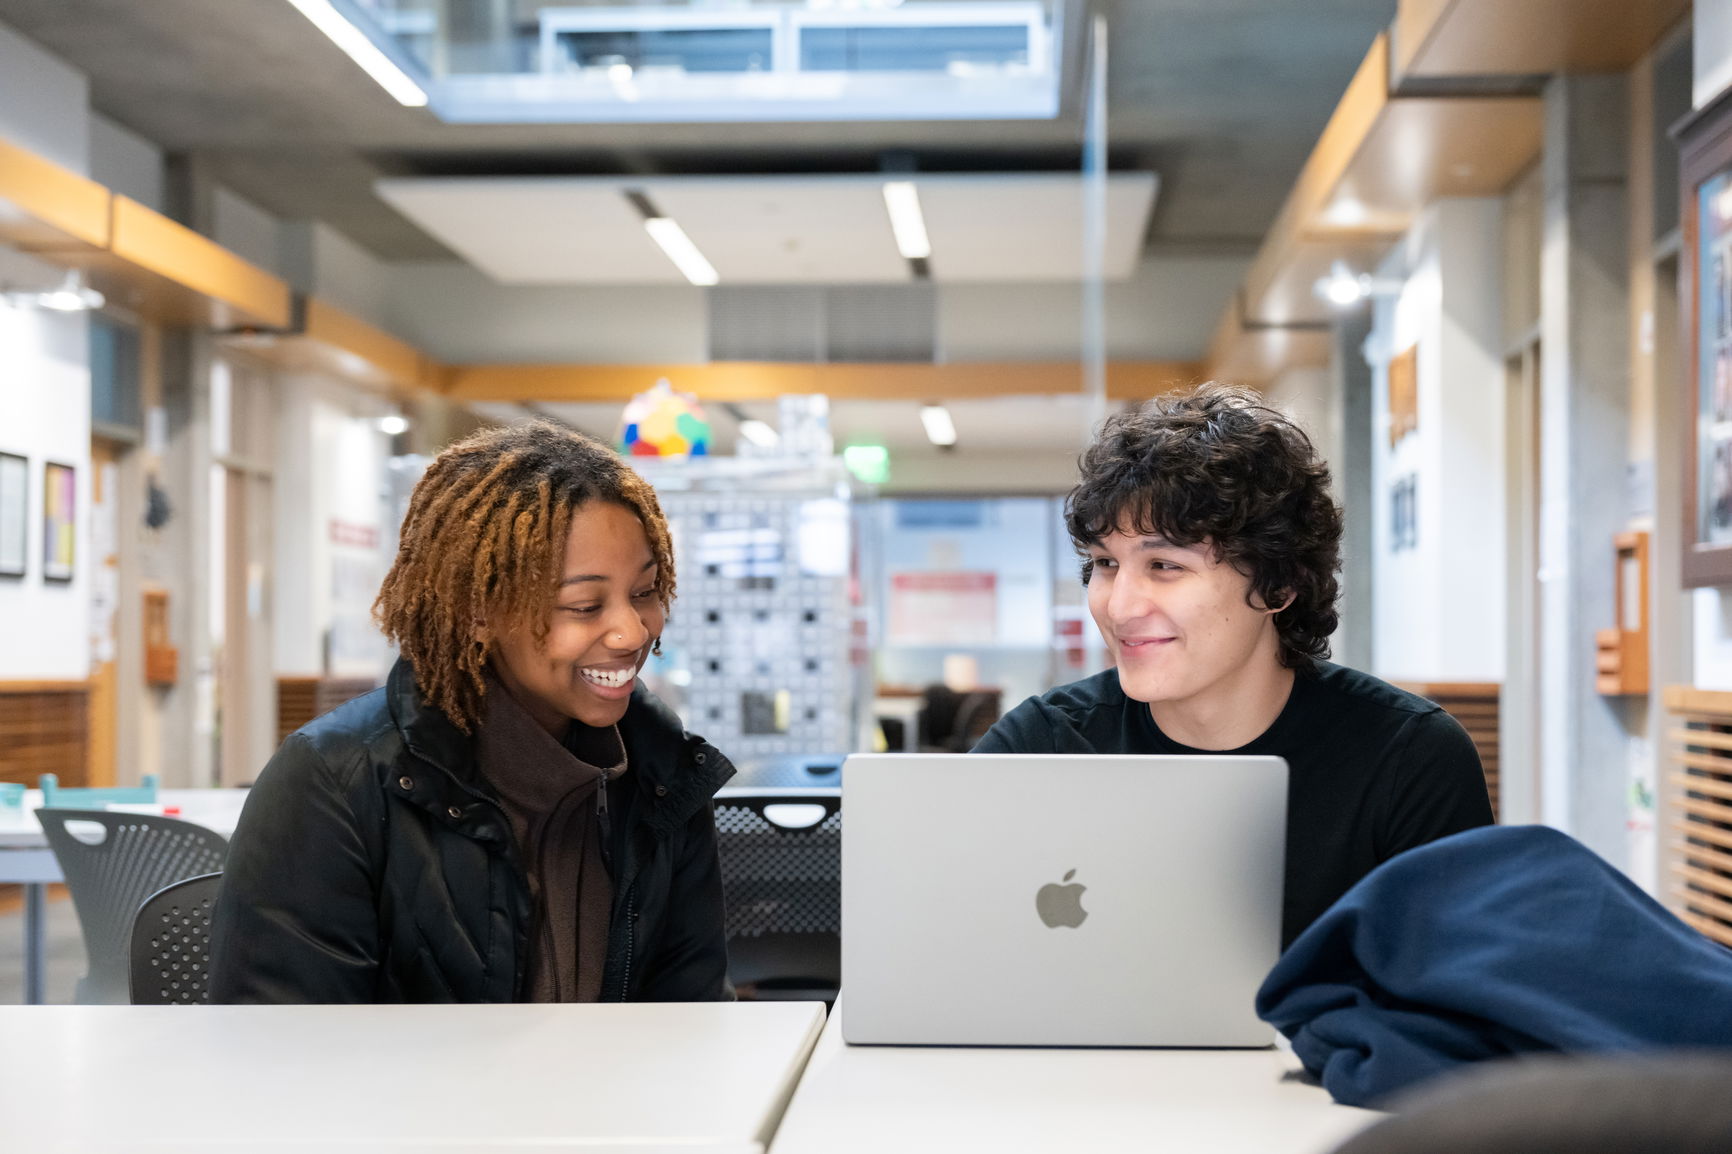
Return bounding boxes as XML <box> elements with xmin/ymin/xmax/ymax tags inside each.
<box><xmin>618</xmin><ymin>379</ymin><xmax>711</xmax><ymax>458</ymax></box>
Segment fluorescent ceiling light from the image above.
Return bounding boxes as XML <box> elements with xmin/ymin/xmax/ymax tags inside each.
<box><xmin>919</xmin><ymin>403</ymin><xmax>957</xmax><ymax>447</ymax></box>
<box><xmin>644</xmin><ymin>217</ymin><xmax>720</xmax><ymax>286</ymax></box>
<box><xmin>882</xmin><ymin>181</ymin><xmax>932</xmax><ymax>261</ymax></box>
<box><xmin>285</xmin><ymin>0</ymin><xmax>429</xmax><ymax>107</ymax></box>
<box><xmin>2</xmin><ymin>270</ymin><xmax>104</xmax><ymax>312</ymax></box>
<box><xmin>738</xmin><ymin>419</ymin><xmax>779</xmax><ymax>448</ymax></box>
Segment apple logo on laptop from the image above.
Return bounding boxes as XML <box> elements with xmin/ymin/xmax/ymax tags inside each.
<box><xmin>1035</xmin><ymin>869</ymin><xmax>1088</xmax><ymax>928</ymax></box>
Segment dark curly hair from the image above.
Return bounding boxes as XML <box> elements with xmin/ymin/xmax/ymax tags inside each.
<box><xmin>1064</xmin><ymin>382</ymin><xmax>1342</xmax><ymax>668</ymax></box>
<box><xmin>373</xmin><ymin>421</ymin><xmax>676</xmax><ymax>734</ymax></box>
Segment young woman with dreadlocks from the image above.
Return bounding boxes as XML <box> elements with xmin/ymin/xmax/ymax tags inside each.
<box><xmin>210</xmin><ymin>422</ymin><xmax>733</xmax><ymax>1003</ymax></box>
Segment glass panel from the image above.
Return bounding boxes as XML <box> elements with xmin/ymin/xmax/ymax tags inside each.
<box><xmin>799</xmin><ymin>24</ymin><xmax>1029</xmax><ymax>72</ymax></box>
<box><xmin>335</xmin><ymin>0</ymin><xmax>1060</xmax><ymax>123</ymax></box>
<box><xmin>89</xmin><ymin>317</ymin><xmax>141</xmax><ymax>431</ymax></box>
<box><xmin>1699</xmin><ymin>171</ymin><xmax>1732</xmax><ymax>544</ymax></box>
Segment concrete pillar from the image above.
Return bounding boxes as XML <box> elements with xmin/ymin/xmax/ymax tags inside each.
<box><xmin>1538</xmin><ymin>74</ymin><xmax>1634</xmax><ymax>863</ymax></box>
<box><xmin>1335</xmin><ymin>309</ymin><xmax>1374</xmax><ymax>673</ymax></box>
<box><xmin>153</xmin><ymin>157</ymin><xmax>221</xmax><ymax>787</ymax></box>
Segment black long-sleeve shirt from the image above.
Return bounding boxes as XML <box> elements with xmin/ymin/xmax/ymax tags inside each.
<box><xmin>973</xmin><ymin>660</ymin><xmax>1495</xmax><ymax>948</ymax></box>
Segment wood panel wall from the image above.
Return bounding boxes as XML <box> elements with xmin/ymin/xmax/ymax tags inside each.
<box><xmin>1661</xmin><ymin>686</ymin><xmax>1732</xmax><ymax>950</ymax></box>
<box><xmin>1396</xmin><ymin>681</ymin><xmax>1501</xmax><ymax>819</ymax></box>
<box><xmin>276</xmin><ymin>677</ymin><xmax>380</xmax><ymax>747</ymax></box>
<box><xmin>0</xmin><ymin>681</ymin><xmax>91</xmax><ymax>788</ymax></box>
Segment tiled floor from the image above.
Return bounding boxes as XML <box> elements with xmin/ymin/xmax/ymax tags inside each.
<box><xmin>0</xmin><ymin>893</ymin><xmax>86</xmax><ymax>1004</ymax></box>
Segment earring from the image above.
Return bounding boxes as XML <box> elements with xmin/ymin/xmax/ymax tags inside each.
<box><xmin>651</xmin><ymin>637</ymin><xmax>663</xmax><ymax>657</ymax></box>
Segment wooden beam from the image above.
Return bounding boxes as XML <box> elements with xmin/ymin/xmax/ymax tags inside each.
<box><xmin>106</xmin><ymin>197</ymin><xmax>292</xmax><ymax>330</ymax></box>
<box><xmin>303</xmin><ymin>298</ymin><xmax>435</xmax><ymax>392</ymax></box>
<box><xmin>1394</xmin><ymin>0</ymin><xmax>1689</xmax><ymax>80</ymax></box>
<box><xmin>0</xmin><ymin>137</ymin><xmax>109</xmax><ymax>252</ymax></box>
<box><xmin>441</xmin><ymin>361</ymin><xmax>1203</xmax><ymax>404</ymax></box>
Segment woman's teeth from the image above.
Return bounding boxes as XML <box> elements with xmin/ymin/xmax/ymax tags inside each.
<box><xmin>581</xmin><ymin>667</ymin><xmax>633</xmax><ymax>688</ymax></box>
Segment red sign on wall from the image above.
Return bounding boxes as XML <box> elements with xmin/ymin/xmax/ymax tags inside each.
<box><xmin>888</xmin><ymin>572</ymin><xmax>997</xmax><ymax>646</ymax></box>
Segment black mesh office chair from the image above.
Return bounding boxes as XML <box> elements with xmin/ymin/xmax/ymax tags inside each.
<box><xmin>129</xmin><ymin>872</ymin><xmax>223</xmax><ymax>1004</ymax></box>
<box><xmin>35</xmin><ymin>809</ymin><xmax>230</xmax><ymax>1004</ymax></box>
<box><xmin>714</xmin><ymin>791</ymin><xmax>841</xmax><ymax>1002</ymax></box>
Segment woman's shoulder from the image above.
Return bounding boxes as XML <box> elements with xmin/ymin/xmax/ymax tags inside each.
<box><xmin>271</xmin><ymin>686</ymin><xmax>402</xmax><ymax>793</ymax></box>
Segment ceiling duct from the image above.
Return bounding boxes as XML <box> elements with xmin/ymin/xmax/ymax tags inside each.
<box><xmin>708</xmin><ymin>284</ymin><xmax>936</xmax><ymax>363</ymax></box>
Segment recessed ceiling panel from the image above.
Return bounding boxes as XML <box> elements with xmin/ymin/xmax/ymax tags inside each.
<box><xmin>375</xmin><ymin>173</ymin><xmax>1159</xmax><ymax>286</ymax></box>
<box><xmin>376</xmin><ymin>178</ymin><xmax>676</xmax><ymax>284</ymax></box>
<box><xmin>645</xmin><ymin>179</ymin><xmax>907</xmax><ymax>284</ymax></box>
<box><xmin>916</xmin><ymin>174</ymin><xmax>1158</xmax><ymax>282</ymax></box>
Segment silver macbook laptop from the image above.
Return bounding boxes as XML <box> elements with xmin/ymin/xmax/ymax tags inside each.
<box><xmin>841</xmin><ymin>753</ymin><xmax>1287</xmax><ymax>1047</ymax></box>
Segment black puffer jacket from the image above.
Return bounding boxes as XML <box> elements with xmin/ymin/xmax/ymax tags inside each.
<box><xmin>209</xmin><ymin>659</ymin><xmax>734</xmax><ymax>1003</ymax></box>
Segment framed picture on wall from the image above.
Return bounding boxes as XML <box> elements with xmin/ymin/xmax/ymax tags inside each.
<box><xmin>42</xmin><ymin>461</ymin><xmax>75</xmax><ymax>583</ymax></box>
<box><xmin>1678</xmin><ymin>90</ymin><xmax>1732</xmax><ymax>585</ymax></box>
<box><xmin>0</xmin><ymin>452</ymin><xmax>26</xmax><ymax>579</ymax></box>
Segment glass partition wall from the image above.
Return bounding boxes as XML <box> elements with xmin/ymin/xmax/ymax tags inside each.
<box><xmin>334</xmin><ymin>0</ymin><xmax>1063</xmax><ymax>122</ymax></box>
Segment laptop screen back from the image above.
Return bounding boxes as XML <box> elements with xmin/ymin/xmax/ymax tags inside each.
<box><xmin>841</xmin><ymin>753</ymin><xmax>1287</xmax><ymax>1047</ymax></box>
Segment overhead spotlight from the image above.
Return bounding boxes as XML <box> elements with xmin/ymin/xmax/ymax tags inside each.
<box><xmin>378</xmin><ymin>413</ymin><xmax>410</xmax><ymax>436</ymax></box>
<box><xmin>1312</xmin><ymin>260</ymin><xmax>1402</xmax><ymax>307</ymax></box>
<box><xmin>2</xmin><ymin>270</ymin><xmax>105</xmax><ymax>312</ymax></box>
<box><xmin>920</xmin><ymin>403</ymin><xmax>957</xmax><ymax>448</ymax></box>
<box><xmin>285</xmin><ymin>0</ymin><xmax>429</xmax><ymax>107</ymax></box>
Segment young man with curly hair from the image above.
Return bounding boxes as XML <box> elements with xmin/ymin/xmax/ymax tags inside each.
<box><xmin>974</xmin><ymin>383</ymin><xmax>1493</xmax><ymax>947</ymax></box>
<box><xmin>211</xmin><ymin>422</ymin><xmax>733</xmax><ymax>1002</ymax></box>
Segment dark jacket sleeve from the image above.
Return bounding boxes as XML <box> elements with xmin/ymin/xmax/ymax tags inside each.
<box><xmin>208</xmin><ymin>733</ymin><xmax>383</xmax><ymax>1003</ymax></box>
<box><xmin>1377</xmin><ymin>707</ymin><xmax>1496</xmax><ymax>862</ymax></box>
<box><xmin>970</xmin><ymin>696</ymin><xmax>1056</xmax><ymax>753</ymax></box>
<box><xmin>635</xmin><ymin>803</ymin><xmax>732</xmax><ymax>1001</ymax></box>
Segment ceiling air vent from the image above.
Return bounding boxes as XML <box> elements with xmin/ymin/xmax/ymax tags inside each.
<box><xmin>708</xmin><ymin>285</ymin><xmax>936</xmax><ymax>364</ymax></box>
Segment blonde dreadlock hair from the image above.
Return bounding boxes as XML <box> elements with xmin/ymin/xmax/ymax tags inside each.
<box><xmin>373</xmin><ymin>421</ymin><xmax>676</xmax><ymax>734</ymax></box>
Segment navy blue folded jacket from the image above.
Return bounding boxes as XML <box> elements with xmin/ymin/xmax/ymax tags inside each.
<box><xmin>1255</xmin><ymin>825</ymin><xmax>1732</xmax><ymax>1107</ymax></box>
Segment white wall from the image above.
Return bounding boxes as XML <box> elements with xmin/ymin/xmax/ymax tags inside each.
<box><xmin>1368</xmin><ymin>200</ymin><xmax>1507</xmax><ymax>683</ymax></box>
<box><xmin>89</xmin><ymin>114</ymin><xmax>164</xmax><ymax>213</ymax></box>
<box><xmin>1696</xmin><ymin>0</ymin><xmax>1732</xmax><ymax>108</ymax></box>
<box><xmin>314</xmin><ymin>224</ymin><xmax>392</xmax><ymax>328</ymax></box>
<box><xmin>0</xmin><ymin>18</ymin><xmax>88</xmax><ymax>174</ymax></box>
<box><xmin>939</xmin><ymin>253</ymin><xmax>1251</xmax><ymax>363</ymax></box>
<box><xmin>387</xmin><ymin>262</ymin><xmax>709</xmax><ymax>363</ymax></box>
<box><xmin>382</xmin><ymin>252</ymin><xmax>1248</xmax><ymax>366</ymax></box>
<box><xmin>0</xmin><ymin>303</ymin><xmax>92</xmax><ymax>679</ymax></box>
<box><xmin>1692</xmin><ymin>589</ymin><xmax>1732</xmax><ymax>687</ymax></box>
<box><xmin>213</xmin><ymin>188</ymin><xmax>282</xmax><ymax>277</ymax></box>
<box><xmin>273</xmin><ymin>374</ymin><xmax>395</xmax><ymax>679</ymax></box>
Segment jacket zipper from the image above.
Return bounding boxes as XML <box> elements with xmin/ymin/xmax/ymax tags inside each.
<box><xmin>596</xmin><ymin>765</ymin><xmax>610</xmax><ymax>861</ymax></box>
<box><xmin>619</xmin><ymin>890</ymin><xmax>636</xmax><ymax>1001</ymax></box>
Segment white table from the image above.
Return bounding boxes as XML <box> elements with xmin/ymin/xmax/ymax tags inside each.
<box><xmin>770</xmin><ymin>1005</ymin><xmax>1380</xmax><ymax>1154</ymax></box>
<box><xmin>0</xmin><ymin>788</ymin><xmax>248</xmax><ymax>1004</ymax></box>
<box><xmin>0</xmin><ymin>1001</ymin><xmax>826</xmax><ymax>1152</ymax></box>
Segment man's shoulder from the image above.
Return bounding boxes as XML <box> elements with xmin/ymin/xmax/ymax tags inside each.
<box><xmin>1021</xmin><ymin>667</ymin><xmax>1131</xmax><ymax>721</ymax></box>
<box><xmin>1304</xmin><ymin>661</ymin><xmax>1449</xmax><ymax>724</ymax></box>
<box><xmin>979</xmin><ymin>669</ymin><xmax>1136</xmax><ymax>753</ymax></box>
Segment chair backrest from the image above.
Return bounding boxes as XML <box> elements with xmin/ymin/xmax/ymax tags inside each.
<box><xmin>35</xmin><ymin>809</ymin><xmax>230</xmax><ymax>1004</ymax></box>
<box><xmin>39</xmin><ymin>773</ymin><xmax>160</xmax><ymax>807</ymax></box>
<box><xmin>714</xmin><ymin>790</ymin><xmax>841</xmax><ymax>1001</ymax></box>
<box><xmin>950</xmin><ymin>690</ymin><xmax>1003</xmax><ymax>751</ymax></box>
<box><xmin>129</xmin><ymin>872</ymin><xmax>223</xmax><ymax>1005</ymax></box>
